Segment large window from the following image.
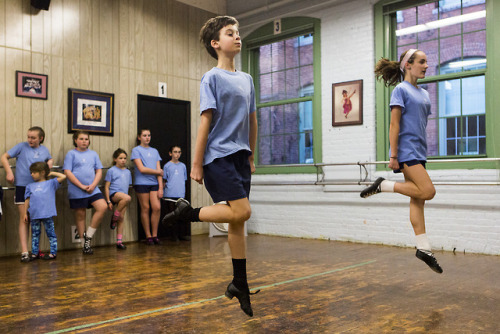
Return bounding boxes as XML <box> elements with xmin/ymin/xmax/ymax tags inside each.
<box><xmin>257</xmin><ymin>34</ymin><xmax>314</xmax><ymax>164</ymax></box>
<box><xmin>375</xmin><ymin>0</ymin><xmax>499</xmax><ymax>169</ymax></box>
<box><xmin>242</xmin><ymin>17</ymin><xmax>321</xmax><ymax>173</ymax></box>
<box><xmin>396</xmin><ymin>0</ymin><xmax>486</xmax><ymax>158</ymax></box>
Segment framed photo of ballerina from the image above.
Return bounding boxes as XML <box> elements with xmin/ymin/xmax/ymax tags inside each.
<box><xmin>332</xmin><ymin>79</ymin><xmax>363</xmax><ymax>127</ymax></box>
<box><xmin>68</xmin><ymin>88</ymin><xmax>114</xmax><ymax>136</ymax></box>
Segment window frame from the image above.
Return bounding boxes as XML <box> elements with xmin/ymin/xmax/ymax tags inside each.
<box><xmin>241</xmin><ymin>17</ymin><xmax>322</xmax><ymax>174</ymax></box>
<box><xmin>374</xmin><ymin>0</ymin><xmax>500</xmax><ymax>170</ymax></box>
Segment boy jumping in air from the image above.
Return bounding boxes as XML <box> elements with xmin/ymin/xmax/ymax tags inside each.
<box><xmin>163</xmin><ymin>16</ymin><xmax>259</xmax><ymax>316</ymax></box>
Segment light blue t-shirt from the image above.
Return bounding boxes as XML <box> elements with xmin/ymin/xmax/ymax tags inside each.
<box><xmin>131</xmin><ymin>146</ymin><xmax>162</xmax><ymax>185</ymax></box>
<box><xmin>63</xmin><ymin>149</ymin><xmax>103</xmax><ymax>199</ymax></box>
<box><xmin>25</xmin><ymin>178</ymin><xmax>60</xmax><ymax>219</ymax></box>
<box><xmin>105</xmin><ymin>166</ymin><xmax>132</xmax><ymax>196</ymax></box>
<box><xmin>163</xmin><ymin>161</ymin><xmax>187</xmax><ymax>198</ymax></box>
<box><xmin>200</xmin><ymin>67</ymin><xmax>256</xmax><ymax>165</ymax></box>
<box><xmin>390</xmin><ymin>81</ymin><xmax>431</xmax><ymax>162</ymax></box>
<box><xmin>7</xmin><ymin>142</ymin><xmax>52</xmax><ymax>186</ymax></box>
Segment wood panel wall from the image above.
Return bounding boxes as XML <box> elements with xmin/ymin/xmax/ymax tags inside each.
<box><xmin>0</xmin><ymin>0</ymin><xmax>216</xmax><ymax>256</ymax></box>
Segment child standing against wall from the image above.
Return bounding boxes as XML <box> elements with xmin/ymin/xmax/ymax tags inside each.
<box><xmin>1</xmin><ymin>126</ymin><xmax>53</xmax><ymax>262</ymax></box>
<box><xmin>104</xmin><ymin>148</ymin><xmax>132</xmax><ymax>249</ymax></box>
<box><xmin>132</xmin><ymin>129</ymin><xmax>163</xmax><ymax>245</ymax></box>
<box><xmin>163</xmin><ymin>16</ymin><xmax>259</xmax><ymax>317</ymax></box>
<box><xmin>162</xmin><ymin>145</ymin><xmax>189</xmax><ymax>241</ymax></box>
<box><xmin>63</xmin><ymin>131</ymin><xmax>107</xmax><ymax>255</ymax></box>
<box><xmin>24</xmin><ymin>162</ymin><xmax>66</xmax><ymax>260</ymax></box>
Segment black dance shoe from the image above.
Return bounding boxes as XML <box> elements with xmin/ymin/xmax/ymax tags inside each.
<box><xmin>116</xmin><ymin>243</ymin><xmax>127</xmax><ymax>250</ymax></box>
<box><xmin>416</xmin><ymin>249</ymin><xmax>443</xmax><ymax>274</ymax></box>
<box><xmin>225</xmin><ymin>282</ymin><xmax>260</xmax><ymax>317</ymax></box>
<box><xmin>161</xmin><ymin>198</ymin><xmax>191</xmax><ymax>226</ymax></box>
<box><xmin>360</xmin><ymin>177</ymin><xmax>385</xmax><ymax>198</ymax></box>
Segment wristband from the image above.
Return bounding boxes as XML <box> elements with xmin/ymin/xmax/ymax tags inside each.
<box><xmin>107</xmin><ymin>201</ymin><xmax>111</xmax><ymax>204</ymax></box>
<box><xmin>390</xmin><ymin>156</ymin><xmax>397</xmax><ymax>159</ymax></box>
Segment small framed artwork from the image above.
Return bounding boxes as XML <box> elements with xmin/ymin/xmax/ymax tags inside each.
<box><xmin>68</xmin><ymin>88</ymin><xmax>114</xmax><ymax>136</ymax></box>
<box><xmin>332</xmin><ymin>79</ymin><xmax>363</xmax><ymax>127</ymax></box>
<box><xmin>16</xmin><ymin>71</ymin><xmax>48</xmax><ymax>100</ymax></box>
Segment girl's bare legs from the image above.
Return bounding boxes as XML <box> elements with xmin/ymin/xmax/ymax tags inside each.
<box><xmin>73</xmin><ymin>208</ymin><xmax>87</xmax><ymax>239</ymax></box>
<box><xmin>394</xmin><ymin>163</ymin><xmax>435</xmax><ymax>200</ymax></box>
<box><xmin>17</xmin><ymin>204</ymin><xmax>29</xmax><ymax>254</ymax></box>
<box><xmin>137</xmin><ymin>192</ymin><xmax>152</xmax><ymax>238</ymax></box>
<box><xmin>149</xmin><ymin>191</ymin><xmax>161</xmax><ymax>238</ymax></box>
<box><xmin>89</xmin><ymin>199</ymin><xmax>107</xmax><ymax>229</ymax></box>
<box><xmin>396</xmin><ymin>164</ymin><xmax>442</xmax><ymax>273</ymax></box>
<box><xmin>112</xmin><ymin>192</ymin><xmax>131</xmax><ymax>236</ymax></box>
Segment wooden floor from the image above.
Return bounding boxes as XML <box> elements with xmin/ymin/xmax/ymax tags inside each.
<box><xmin>0</xmin><ymin>234</ymin><xmax>498</xmax><ymax>333</ymax></box>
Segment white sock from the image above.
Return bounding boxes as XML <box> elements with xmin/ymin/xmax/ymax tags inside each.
<box><xmin>381</xmin><ymin>180</ymin><xmax>395</xmax><ymax>192</ymax></box>
<box><xmin>415</xmin><ymin>233</ymin><xmax>431</xmax><ymax>251</ymax></box>
<box><xmin>86</xmin><ymin>226</ymin><xmax>97</xmax><ymax>238</ymax></box>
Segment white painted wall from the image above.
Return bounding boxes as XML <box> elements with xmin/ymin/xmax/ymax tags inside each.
<box><xmin>244</xmin><ymin>0</ymin><xmax>500</xmax><ymax>255</ymax></box>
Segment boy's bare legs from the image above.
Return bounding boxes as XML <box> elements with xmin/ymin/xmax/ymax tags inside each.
<box><xmin>199</xmin><ymin>198</ymin><xmax>251</xmax><ymax>258</ymax></box>
<box><xmin>17</xmin><ymin>204</ymin><xmax>29</xmax><ymax>254</ymax></box>
<box><xmin>198</xmin><ymin>198</ymin><xmax>256</xmax><ymax>315</ymax></box>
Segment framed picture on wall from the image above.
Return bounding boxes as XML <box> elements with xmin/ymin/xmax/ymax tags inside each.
<box><xmin>332</xmin><ymin>79</ymin><xmax>363</xmax><ymax>127</ymax></box>
<box><xmin>15</xmin><ymin>71</ymin><xmax>48</xmax><ymax>100</ymax></box>
<box><xmin>68</xmin><ymin>88</ymin><xmax>114</xmax><ymax>136</ymax></box>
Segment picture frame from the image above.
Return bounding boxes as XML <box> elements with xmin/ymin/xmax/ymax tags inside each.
<box><xmin>68</xmin><ymin>88</ymin><xmax>114</xmax><ymax>136</ymax></box>
<box><xmin>15</xmin><ymin>71</ymin><xmax>48</xmax><ymax>100</ymax></box>
<box><xmin>332</xmin><ymin>79</ymin><xmax>363</xmax><ymax>127</ymax></box>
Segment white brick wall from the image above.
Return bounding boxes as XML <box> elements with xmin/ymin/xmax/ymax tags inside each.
<box><xmin>246</xmin><ymin>0</ymin><xmax>500</xmax><ymax>255</ymax></box>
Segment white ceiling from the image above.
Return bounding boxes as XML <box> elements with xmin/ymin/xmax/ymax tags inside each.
<box><xmin>176</xmin><ymin>0</ymin><xmax>349</xmax><ymax>30</ymax></box>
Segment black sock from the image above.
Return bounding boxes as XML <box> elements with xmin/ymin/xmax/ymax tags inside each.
<box><xmin>189</xmin><ymin>207</ymin><xmax>201</xmax><ymax>222</ymax></box>
<box><xmin>232</xmin><ymin>258</ymin><xmax>248</xmax><ymax>291</ymax></box>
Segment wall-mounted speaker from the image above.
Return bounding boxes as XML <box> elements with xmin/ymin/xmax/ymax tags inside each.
<box><xmin>31</xmin><ymin>0</ymin><xmax>51</xmax><ymax>10</ymax></box>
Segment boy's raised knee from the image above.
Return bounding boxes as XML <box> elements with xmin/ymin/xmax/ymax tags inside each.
<box><xmin>422</xmin><ymin>186</ymin><xmax>436</xmax><ymax>200</ymax></box>
<box><xmin>234</xmin><ymin>207</ymin><xmax>251</xmax><ymax>223</ymax></box>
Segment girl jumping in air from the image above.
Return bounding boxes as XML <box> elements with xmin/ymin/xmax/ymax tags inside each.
<box><xmin>361</xmin><ymin>49</ymin><xmax>443</xmax><ymax>274</ymax></box>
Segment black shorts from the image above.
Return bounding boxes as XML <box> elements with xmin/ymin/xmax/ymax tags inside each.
<box><xmin>203</xmin><ymin>150</ymin><xmax>251</xmax><ymax>203</ymax></box>
<box><xmin>134</xmin><ymin>184</ymin><xmax>159</xmax><ymax>193</ymax></box>
<box><xmin>394</xmin><ymin>160</ymin><xmax>426</xmax><ymax>174</ymax></box>
<box><xmin>14</xmin><ymin>186</ymin><xmax>27</xmax><ymax>204</ymax></box>
<box><xmin>69</xmin><ymin>193</ymin><xmax>105</xmax><ymax>209</ymax></box>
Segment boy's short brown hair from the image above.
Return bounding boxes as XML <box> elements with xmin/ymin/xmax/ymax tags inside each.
<box><xmin>199</xmin><ymin>16</ymin><xmax>238</xmax><ymax>60</ymax></box>
<box><xmin>30</xmin><ymin>161</ymin><xmax>50</xmax><ymax>178</ymax></box>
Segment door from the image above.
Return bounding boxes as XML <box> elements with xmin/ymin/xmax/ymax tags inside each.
<box><xmin>137</xmin><ymin>95</ymin><xmax>191</xmax><ymax>240</ymax></box>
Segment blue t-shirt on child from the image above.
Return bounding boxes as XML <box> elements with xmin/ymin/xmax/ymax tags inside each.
<box><xmin>25</xmin><ymin>178</ymin><xmax>60</xmax><ymax>219</ymax></box>
<box><xmin>63</xmin><ymin>149</ymin><xmax>103</xmax><ymax>199</ymax></box>
<box><xmin>131</xmin><ymin>146</ymin><xmax>161</xmax><ymax>185</ymax></box>
<box><xmin>200</xmin><ymin>67</ymin><xmax>256</xmax><ymax>166</ymax></box>
<box><xmin>105</xmin><ymin>166</ymin><xmax>132</xmax><ymax>196</ymax></box>
<box><xmin>163</xmin><ymin>161</ymin><xmax>187</xmax><ymax>198</ymax></box>
<box><xmin>390</xmin><ymin>81</ymin><xmax>431</xmax><ymax>162</ymax></box>
<box><xmin>8</xmin><ymin>142</ymin><xmax>52</xmax><ymax>186</ymax></box>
